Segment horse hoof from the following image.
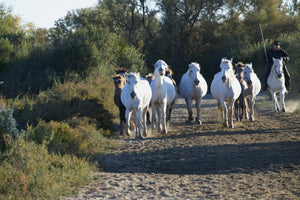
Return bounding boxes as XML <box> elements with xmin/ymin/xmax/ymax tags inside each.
<box><xmin>125</xmin><ymin>131</ymin><xmax>130</xmax><ymax>136</ymax></box>
<box><xmin>197</xmin><ymin>120</ymin><xmax>202</xmax><ymax>125</ymax></box>
<box><xmin>282</xmin><ymin>109</ymin><xmax>286</xmax><ymax>112</ymax></box>
<box><xmin>162</xmin><ymin>130</ymin><xmax>167</xmax><ymax>134</ymax></box>
<box><xmin>139</xmin><ymin>136</ymin><xmax>144</xmax><ymax>140</ymax></box>
<box><xmin>229</xmin><ymin>125</ymin><xmax>234</xmax><ymax>128</ymax></box>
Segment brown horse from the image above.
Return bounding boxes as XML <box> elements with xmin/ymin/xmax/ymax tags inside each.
<box><xmin>234</xmin><ymin>62</ymin><xmax>250</xmax><ymax>121</ymax></box>
<box><xmin>113</xmin><ymin>68</ymin><xmax>128</xmax><ymax>135</ymax></box>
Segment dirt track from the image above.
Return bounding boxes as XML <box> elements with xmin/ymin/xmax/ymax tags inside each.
<box><xmin>62</xmin><ymin>94</ymin><xmax>300</xmax><ymax>200</ymax></box>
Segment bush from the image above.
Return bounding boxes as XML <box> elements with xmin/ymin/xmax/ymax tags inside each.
<box><xmin>25</xmin><ymin>118</ymin><xmax>116</xmax><ymax>158</ymax></box>
<box><xmin>0</xmin><ymin>135</ymin><xmax>94</xmax><ymax>199</ymax></box>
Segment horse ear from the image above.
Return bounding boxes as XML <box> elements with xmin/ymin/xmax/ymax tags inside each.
<box><xmin>272</xmin><ymin>57</ymin><xmax>275</xmax><ymax>62</ymax></box>
<box><xmin>280</xmin><ymin>57</ymin><xmax>283</xmax><ymax>62</ymax></box>
<box><xmin>125</xmin><ymin>72</ymin><xmax>129</xmax><ymax>79</ymax></box>
<box><xmin>230</xmin><ymin>58</ymin><xmax>233</xmax><ymax>62</ymax></box>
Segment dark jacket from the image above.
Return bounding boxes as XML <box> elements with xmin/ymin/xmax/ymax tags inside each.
<box><xmin>266</xmin><ymin>48</ymin><xmax>289</xmax><ymax>65</ymax></box>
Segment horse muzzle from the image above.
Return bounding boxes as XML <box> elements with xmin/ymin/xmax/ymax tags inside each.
<box><xmin>222</xmin><ymin>76</ymin><xmax>226</xmax><ymax>83</ymax></box>
<box><xmin>130</xmin><ymin>92</ymin><xmax>136</xmax><ymax>99</ymax></box>
<box><xmin>277</xmin><ymin>73</ymin><xmax>282</xmax><ymax>79</ymax></box>
<box><xmin>194</xmin><ymin>79</ymin><xmax>200</xmax><ymax>86</ymax></box>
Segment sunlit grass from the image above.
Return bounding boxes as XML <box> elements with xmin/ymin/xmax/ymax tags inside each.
<box><xmin>0</xmin><ymin>70</ymin><xmax>119</xmax><ymax>199</ymax></box>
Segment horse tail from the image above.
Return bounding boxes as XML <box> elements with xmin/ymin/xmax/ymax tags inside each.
<box><xmin>217</xmin><ymin>100</ymin><xmax>222</xmax><ymax>113</ymax></box>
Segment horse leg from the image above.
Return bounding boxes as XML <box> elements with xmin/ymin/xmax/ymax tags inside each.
<box><xmin>151</xmin><ymin>105</ymin><xmax>157</xmax><ymax>134</ymax></box>
<box><xmin>249</xmin><ymin>95</ymin><xmax>255</xmax><ymax>121</ymax></box>
<box><xmin>240</xmin><ymin>99</ymin><xmax>244</xmax><ymax>121</ymax></box>
<box><xmin>244</xmin><ymin>97</ymin><xmax>249</xmax><ymax>120</ymax></box>
<box><xmin>119</xmin><ymin>107</ymin><xmax>126</xmax><ymax>135</ymax></box>
<box><xmin>280</xmin><ymin>90</ymin><xmax>286</xmax><ymax>112</ymax></box>
<box><xmin>220</xmin><ymin>99</ymin><xmax>228</xmax><ymax>127</ymax></box>
<box><xmin>161</xmin><ymin>102</ymin><xmax>168</xmax><ymax>134</ymax></box>
<box><xmin>167</xmin><ymin>99</ymin><xmax>175</xmax><ymax>126</ymax></box>
<box><xmin>228</xmin><ymin>98</ymin><xmax>235</xmax><ymax>128</ymax></box>
<box><xmin>146</xmin><ymin>108</ymin><xmax>151</xmax><ymax>126</ymax></box>
<box><xmin>234</xmin><ymin>100</ymin><xmax>239</xmax><ymax>121</ymax></box>
<box><xmin>271</xmin><ymin>91</ymin><xmax>279</xmax><ymax>112</ymax></box>
<box><xmin>157</xmin><ymin>107</ymin><xmax>162</xmax><ymax>132</ymax></box>
<box><xmin>185</xmin><ymin>98</ymin><xmax>193</xmax><ymax>122</ymax></box>
<box><xmin>125</xmin><ymin>109</ymin><xmax>132</xmax><ymax>136</ymax></box>
<box><xmin>142</xmin><ymin>106</ymin><xmax>148</xmax><ymax>137</ymax></box>
<box><xmin>195</xmin><ymin>98</ymin><xmax>202</xmax><ymax>125</ymax></box>
<box><xmin>166</xmin><ymin>104</ymin><xmax>171</xmax><ymax>127</ymax></box>
<box><xmin>136</xmin><ymin>108</ymin><xmax>143</xmax><ymax>139</ymax></box>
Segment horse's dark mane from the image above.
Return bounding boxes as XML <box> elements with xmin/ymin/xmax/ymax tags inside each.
<box><xmin>115</xmin><ymin>67</ymin><xmax>128</xmax><ymax>75</ymax></box>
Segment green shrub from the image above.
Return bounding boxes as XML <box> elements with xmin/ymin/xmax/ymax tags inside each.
<box><xmin>25</xmin><ymin>118</ymin><xmax>116</xmax><ymax>158</ymax></box>
<box><xmin>0</xmin><ymin>135</ymin><xmax>94</xmax><ymax>200</ymax></box>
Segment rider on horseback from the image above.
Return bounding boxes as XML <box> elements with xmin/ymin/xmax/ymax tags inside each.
<box><xmin>262</xmin><ymin>41</ymin><xmax>291</xmax><ymax>90</ymax></box>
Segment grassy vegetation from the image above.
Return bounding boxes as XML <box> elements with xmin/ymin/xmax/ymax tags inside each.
<box><xmin>0</xmin><ymin>68</ymin><xmax>119</xmax><ymax>199</ymax></box>
<box><xmin>0</xmin><ymin>135</ymin><xmax>95</xmax><ymax>200</ymax></box>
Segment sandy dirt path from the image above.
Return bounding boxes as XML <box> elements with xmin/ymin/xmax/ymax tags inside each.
<box><xmin>62</xmin><ymin>94</ymin><xmax>300</xmax><ymax>200</ymax></box>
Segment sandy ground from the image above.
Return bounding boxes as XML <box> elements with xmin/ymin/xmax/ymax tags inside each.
<box><xmin>62</xmin><ymin>94</ymin><xmax>300</xmax><ymax>200</ymax></box>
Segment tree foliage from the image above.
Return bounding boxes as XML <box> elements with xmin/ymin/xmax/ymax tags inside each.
<box><xmin>0</xmin><ymin>0</ymin><xmax>299</xmax><ymax>94</ymax></box>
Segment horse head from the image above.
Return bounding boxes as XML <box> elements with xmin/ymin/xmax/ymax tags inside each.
<box><xmin>272</xmin><ymin>57</ymin><xmax>284</xmax><ymax>79</ymax></box>
<box><xmin>188</xmin><ymin>62</ymin><xmax>201</xmax><ymax>86</ymax></box>
<box><xmin>235</xmin><ymin>62</ymin><xmax>245</xmax><ymax>82</ymax></box>
<box><xmin>113</xmin><ymin>74</ymin><xmax>126</xmax><ymax>89</ymax></box>
<box><xmin>154</xmin><ymin>60</ymin><xmax>168</xmax><ymax>77</ymax></box>
<box><xmin>125</xmin><ymin>72</ymin><xmax>140</xmax><ymax>99</ymax></box>
<box><xmin>220</xmin><ymin>58</ymin><xmax>234</xmax><ymax>83</ymax></box>
<box><xmin>145</xmin><ymin>73</ymin><xmax>154</xmax><ymax>84</ymax></box>
<box><xmin>243</xmin><ymin>63</ymin><xmax>254</xmax><ymax>86</ymax></box>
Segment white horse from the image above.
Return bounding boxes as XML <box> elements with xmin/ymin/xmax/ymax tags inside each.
<box><xmin>243</xmin><ymin>63</ymin><xmax>261</xmax><ymax>121</ymax></box>
<box><xmin>121</xmin><ymin>72</ymin><xmax>152</xmax><ymax>139</ymax></box>
<box><xmin>150</xmin><ymin>60</ymin><xmax>176</xmax><ymax>134</ymax></box>
<box><xmin>211</xmin><ymin>58</ymin><xmax>241</xmax><ymax>128</ymax></box>
<box><xmin>178</xmin><ymin>62</ymin><xmax>207</xmax><ymax>124</ymax></box>
<box><xmin>267</xmin><ymin>57</ymin><xmax>287</xmax><ymax>112</ymax></box>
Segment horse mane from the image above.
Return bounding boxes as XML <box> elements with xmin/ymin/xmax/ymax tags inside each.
<box><xmin>165</xmin><ymin>68</ymin><xmax>173</xmax><ymax>76</ymax></box>
<box><xmin>189</xmin><ymin>62</ymin><xmax>200</xmax><ymax>70</ymax></box>
<box><xmin>127</xmin><ymin>72</ymin><xmax>140</xmax><ymax>80</ymax></box>
<box><xmin>115</xmin><ymin>67</ymin><xmax>128</xmax><ymax>75</ymax></box>
<box><xmin>234</xmin><ymin>62</ymin><xmax>244</xmax><ymax>73</ymax></box>
<box><xmin>145</xmin><ymin>73</ymin><xmax>154</xmax><ymax>83</ymax></box>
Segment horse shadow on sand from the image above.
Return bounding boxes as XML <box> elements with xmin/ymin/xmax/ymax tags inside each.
<box><xmin>100</xmin><ymin>138</ymin><xmax>300</xmax><ymax>175</ymax></box>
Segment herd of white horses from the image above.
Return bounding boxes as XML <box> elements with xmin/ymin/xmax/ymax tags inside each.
<box><xmin>114</xmin><ymin>57</ymin><xmax>287</xmax><ymax>139</ymax></box>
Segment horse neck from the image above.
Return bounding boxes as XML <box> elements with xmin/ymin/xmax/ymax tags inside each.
<box><xmin>154</xmin><ymin>74</ymin><xmax>164</xmax><ymax>87</ymax></box>
<box><xmin>224</xmin><ymin>69</ymin><xmax>235</xmax><ymax>88</ymax></box>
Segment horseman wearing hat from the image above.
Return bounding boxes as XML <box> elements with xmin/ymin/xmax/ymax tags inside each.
<box><xmin>262</xmin><ymin>41</ymin><xmax>291</xmax><ymax>90</ymax></box>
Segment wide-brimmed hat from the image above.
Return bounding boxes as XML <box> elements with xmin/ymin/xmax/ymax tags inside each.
<box><xmin>272</xmin><ymin>41</ymin><xmax>280</xmax><ymax>45</ymax></box>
